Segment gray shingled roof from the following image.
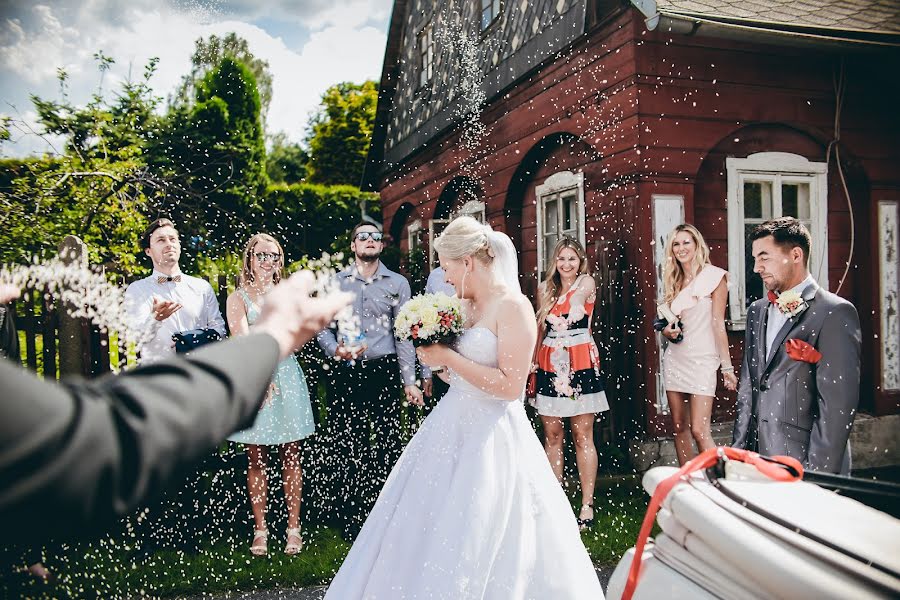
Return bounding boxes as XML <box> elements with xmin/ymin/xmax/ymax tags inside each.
<box><xmin>655</xmin><ymin>0</ymin><xmax>900</xmax><ymax>35</ymax></box>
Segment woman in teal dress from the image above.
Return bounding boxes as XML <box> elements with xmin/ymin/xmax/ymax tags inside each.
<box><xmin>227</xmin><ymin>233</ymin><xmax>315</xmax><ymax>556</ymax></box>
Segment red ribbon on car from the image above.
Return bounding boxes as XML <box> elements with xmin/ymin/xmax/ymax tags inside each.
<box><xmin>621</xmin><ymin>447</ymin><xmax>803</xmax><ymax>600</ymax></box>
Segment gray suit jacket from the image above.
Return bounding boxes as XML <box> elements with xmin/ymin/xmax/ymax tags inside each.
<box><xmin>0</xmin><ymin>333</ymin><xmax>280</xmax><ymax>542</ymax></box>
<box><xmin>732</xmin><ymin>283</ymin><xmax>861</xmax><ymax>474</ymax></box>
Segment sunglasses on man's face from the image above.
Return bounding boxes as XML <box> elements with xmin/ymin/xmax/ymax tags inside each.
<box><xmin>354</xmin><ymin>231</ymin><xmax>383</xmax><ymax>242</ymax></box>
<box><xmin>254</xmin><ymin>252</ymin><xmax>281</xmax><ymax>262</ymax></box>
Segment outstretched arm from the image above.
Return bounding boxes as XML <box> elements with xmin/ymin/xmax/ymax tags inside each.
<box><xmin>418</xmin><ymin>296</ymin><xmax>537</xmax><ymax>401</ymax></box>
<box><xmin>0</xmin><ymin>334</ymin><xmax>280</xmax><ymax>542</ymax></box>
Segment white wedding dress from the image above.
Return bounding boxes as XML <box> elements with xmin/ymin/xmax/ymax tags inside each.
<box><xmin>325</xmin><ymin>327</ymin><xmax>604</xmax><ymax>599</ymax></box>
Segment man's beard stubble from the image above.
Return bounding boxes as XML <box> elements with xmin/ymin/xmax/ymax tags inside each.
<box><xmin>356</xmin><ymin>250</ymin><xmax>380</xmax><ymax>264</ymax></box>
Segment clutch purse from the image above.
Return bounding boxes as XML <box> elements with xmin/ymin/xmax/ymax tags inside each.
<box><xmin>654</xmin><ymin>303</ymin><xmax>684</xmax><ymax>343</ymax></box>
<box><xmin>172</xmin><ymin>328</ymin><xmax>222</xmax><ymax>354</ymax></box>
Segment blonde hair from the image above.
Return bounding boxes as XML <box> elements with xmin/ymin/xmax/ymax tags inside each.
<box><xmin>663</xmin><ymin>224</ymin><xmax>710</xmax><ymax>303</ymax></box>
<box><xmin>239</xmin><ymin>233</ymin><xmax>285</xmax><ymax>288</ymax></box>
<box><xmin>537</xmin><ymin>237</ymin><xmax>590</xmax><ymax>324</ymax></box>
<box><xmin>432</xmin><ymin>216</ymin><xmax>494</xmax><ymax>264</ymax></box>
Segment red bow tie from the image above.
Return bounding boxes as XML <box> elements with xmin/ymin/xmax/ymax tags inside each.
<box><xmin>157</xmin><ymin>275</ymin><xmax>182</xmax><ymax>284</ymax></box>
<box><xmin>767</xmin><ymin>290</ymin><xmax>779</xmax><ymax>304</ymax></box>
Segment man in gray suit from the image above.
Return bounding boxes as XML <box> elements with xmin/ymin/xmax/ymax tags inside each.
<box><xmin>732</xmin><ymin>217</ymin><xmax>861</xmax><ymax>474</ymax></box>
<box><xmin>0</xmin><ymin>273</ymin><xmax>349</xmax><ymax>543</ymax></box>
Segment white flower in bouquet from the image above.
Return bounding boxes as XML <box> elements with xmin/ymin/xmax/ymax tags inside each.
<box><xmin>394</xmin><ymin>292</ymin><xmax>465</xmax><ymax>347</ymax></box>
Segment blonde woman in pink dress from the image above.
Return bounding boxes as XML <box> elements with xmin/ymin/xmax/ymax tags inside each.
<box><xmin>661</xmin><ymin>224</ymin><xmax>737</xmax><ymax>465</ymax></box>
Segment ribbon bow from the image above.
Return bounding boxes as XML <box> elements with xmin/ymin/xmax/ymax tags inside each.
<box><xmin>157</xmin><ymin>275</ymin><xmax>182</xmax><ymax>284</ymax></box>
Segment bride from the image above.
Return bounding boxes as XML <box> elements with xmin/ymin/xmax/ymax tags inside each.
<box><xmin>324</xmin><ymin>217</ymin><xmax>604</xmax><ymax>599</ymax></box>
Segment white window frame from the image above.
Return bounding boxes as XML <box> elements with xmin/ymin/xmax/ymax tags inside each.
<box><xmin>652</xmin><ymin>194</ymin><xmax>685</xmax><ymax>416</ymax></box>
<box><xmin>480</xmin><ymin>0</ymin><xmax>502</xmax><ymax>31</ymax></box>
<box><xmin>417</xmin><ymin>22</ymin><xmax>434</xmax><ymax>90</ymax></box>
<box><xmin>407</xmin><ymin>219</ymin><xmax>423</xmax><ymax>256</ymax></box>
<box><xmin>427</xmin><ymin>200</ymin><xmax>486</xmax><ymax>270</ymax></box>
<box><xmin>726</xmin><ymin>152</ymin><xmax>828</xmax><ymax>329</ymax></box>
<box><xmin>535</xmin><ymin>171</ymin><xmax>586</xmax><ymax>279</ymax></box>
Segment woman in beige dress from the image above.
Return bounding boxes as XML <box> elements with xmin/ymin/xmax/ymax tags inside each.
<box><xmin>661</xmin><ymin>224</ymin><xmax>737</xmax><ymax>465</ymax></box>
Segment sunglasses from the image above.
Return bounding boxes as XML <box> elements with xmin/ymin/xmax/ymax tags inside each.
<box><xmin>254</xmin><ymin>252</ymin><xmax>281</xmax><ymax>262</ymax></box>
<box><xmin>354</xmin><ymin>231</ymin><xmax>383</xmax><ymax>242</ymax></box>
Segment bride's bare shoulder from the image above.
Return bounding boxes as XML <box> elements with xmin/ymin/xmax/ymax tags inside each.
<box><xmin>497</xmin><ymin>292</ymin><xmax>535</xmax><ymax>319</ymax></box>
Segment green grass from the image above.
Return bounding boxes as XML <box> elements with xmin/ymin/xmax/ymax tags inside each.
<box><xmin>575</xmin><ymin>475</ymin><xmax>652</xmax><ymax>566</ymax></box>
<box><xmin>5</xmin><ymin>477</ymin><xmax>651</xmax><ymax>598</ymax></box>
<box><xmin>5</xmin><ymin>527</ymin><xmax>350</xmax><ymax>599</ymax></box>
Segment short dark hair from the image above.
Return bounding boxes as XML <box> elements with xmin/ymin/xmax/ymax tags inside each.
<box><xmin>351</xmin><ymin>221</ymin><xmax>381</xmax><ymax>238</ymax></box>
<box><xmin>750</xmin><ymin>217</ymin><xmax>811</xmax><ymax>265</ymax></box>
<box><xmin>142</xmin><ymin>218</ymin><xmax>177</xmax><ymax>249</ymax></box>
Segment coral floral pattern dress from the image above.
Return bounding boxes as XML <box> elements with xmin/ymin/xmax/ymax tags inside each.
<box><xmin>531</xmin><ymin>277</ymin><xmax>609</xmax><ymax>418</ymax></box>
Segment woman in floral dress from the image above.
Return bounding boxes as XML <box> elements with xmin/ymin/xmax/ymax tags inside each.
<box><xmin>531</xmin><ymin>237</ymin><xmax>609</xmax><ymax>529</ymax></box>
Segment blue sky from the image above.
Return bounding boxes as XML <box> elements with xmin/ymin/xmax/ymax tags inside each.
<box><xmin>0</xmin><ymin>0</ymin><xmax>394</xmax><ymax>156</ymax></box>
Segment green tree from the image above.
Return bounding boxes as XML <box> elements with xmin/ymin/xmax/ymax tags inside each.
<box><xmin>173</xmin><ymin>33</ymin><xmax>273</xmax><ymax>126</ymax></box>
<box><xmin>266</xmin><ymin>132</ymin><xmax>308</xmax><ymax>184</ymax></box>
<box><xmin>0</xmin><ymin>57</ymin><xmax>163</xmax><ymax>274</ymax></box>
<box><xmin>155</xmin><ymin>55</ymin><xmax>267</xmax><ymax>256</ymax></box>
<box><xmin>305</xmin><ymin>80</ymin><xmax>378</xmax><ymax>186</ymax></box>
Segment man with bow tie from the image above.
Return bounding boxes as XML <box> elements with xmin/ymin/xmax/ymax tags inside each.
<box><xmin>732</xmin><ymin>217</ymin><xmax>861</xmax><ymax>474</ymax></box>
<box><xmin>124</xmin><ymin>218</ymin><xmax>226</xmax><ymax>363</ymax></box>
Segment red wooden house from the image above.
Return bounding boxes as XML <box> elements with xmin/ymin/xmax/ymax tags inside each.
<box><xmin>363</xmin><ymin>0</ymin><xmax>900</xmax><ymax>466</ymax></box>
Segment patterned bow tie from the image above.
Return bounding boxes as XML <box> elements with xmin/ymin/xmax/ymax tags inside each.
<box><xmin>767</xmin><ymin>290</ymin><xmax>779</xmax><ymax>304</ymax></box>
<box><xmin>157</xmin><ymin>275</ymin><xmax>182</xmax><ymax>284</ymax></box>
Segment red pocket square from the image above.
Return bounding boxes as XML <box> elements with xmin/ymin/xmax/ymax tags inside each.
<box><xmin>785</xmin><ymin>339</ymin><xmax>822</xmax><ymax>364</ymax></box>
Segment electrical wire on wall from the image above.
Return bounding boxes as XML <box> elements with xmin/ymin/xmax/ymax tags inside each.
<box><xmin>824</xmin><ymin>57</ymin><xmax>855</xmax><ymax>295</ymax></box>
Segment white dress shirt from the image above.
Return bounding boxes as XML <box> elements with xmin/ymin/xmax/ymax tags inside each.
<box><xmin>765</xmin><ymin>273</ymin><xmax>816</xmax><ymax>359</ymax></box>
<box><xmin>124</xmin><ymin>269</ymin><xmax>227</xmax><ymax>363</ymax></box>
<box><xmin>421</xmin><ymin>267</ymin><xmax>457</xmax><ymax>380</ymax></box>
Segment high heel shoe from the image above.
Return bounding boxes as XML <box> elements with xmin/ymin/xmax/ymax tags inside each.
<box><xmin>284</xmin><ymin>527</ymin><xmax>303</xmax><ymax>555</ymax></box>
<box><xmin>250</xmin><ymin>529</ymin><xmax>268</xmax><ymax>556</ymax></box>
<box><xmin>577</xmin><ymin>503</ymin><xmax>594</xmax><ymax>531</ymax></box>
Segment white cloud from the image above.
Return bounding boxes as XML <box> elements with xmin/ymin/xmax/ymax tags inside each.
<box><xmin>0</xmin><ymin>1</ymin><xmax>390</xmax><ymax>156</ymax></box>
<box><xmin>0</xmin><ymin>5</ymin><xmax>87</xmax><ymax>84</ymax></box>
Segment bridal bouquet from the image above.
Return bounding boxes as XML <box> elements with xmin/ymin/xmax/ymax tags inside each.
<box><xmin>394</xmin><ymin>292</ymin><xmax>465</xmax><ymax>347</ymax></box>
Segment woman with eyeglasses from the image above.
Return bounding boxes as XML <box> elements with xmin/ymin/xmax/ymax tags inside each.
<box><xmin>226</xmin><ymin>233</ymin><xmax>315</xmax><ymax>556</ymax></box>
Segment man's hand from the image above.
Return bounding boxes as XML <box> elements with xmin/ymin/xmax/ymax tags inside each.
<box><xmin>422</xmin><ymin>377</ymin><xmax>433</xmax><ymax>398</ymax></box>
<box><xmin>335</xmin><ymin>344</ymin><xmax>363</xmax><ymax>361</ymax></box>
<box><xmin>254</xmin><ymin>271</ymin><xmax>352</xmax><ymax>359</ymax></box>
<box><xmin>0</xmin><ymin>284</ymin><xmax>20</xmax><ymax>304</ymax></box>
<box><xmin>152</xmin><ymin>297</ymin><xmax>182</xmax><ymax>321</ymax></box>
<box><xmin>405</xmin><ymin>384</ymin><xmax>424</xmax><ymax>407</ymax></box>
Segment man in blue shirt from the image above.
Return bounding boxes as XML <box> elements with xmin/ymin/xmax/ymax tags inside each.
<box><xmin>317</xmin><ymin>222</ymin><xmax>423</xmax><ymax>537</ymax></box>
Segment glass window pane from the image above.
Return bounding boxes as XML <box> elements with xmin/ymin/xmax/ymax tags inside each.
<box><xmin>744</xmin><ymin>223</ymin><xmax>764</xmax><ymax>307</ymax></box>
<box><xmin>545</xmin><ymin>198</ymin><xmax>558</xmax><ymax>234</ymax></box>
<box><xmin>782</xmin><ymin>183</ymin><xmax>811</xmax><ymax>219</ymax></box>
<box><xmin>744</xmin><ymin>181</ymin><xmax>772</xmax><ymax>219</ymax></box>
<box><xmin>562</xmin><ymin>194</ymin><xmax>576</xmax><ymax>231</ymax></box>
<box><xmin>482</xmin><ymin>9</ymin><xmax>491</xmax><ymax>29</ymax></box>
<box><xmin>544</xmin><ymin>235</ymin><xmax>558</xmax><ymax>272</ymax></box>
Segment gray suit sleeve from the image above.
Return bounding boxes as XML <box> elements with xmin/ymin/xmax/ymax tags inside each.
<box><xmin>732</xmin><ymin>305</ymin><xmax>754</xmax><ymax>448</ymax></box>
<box><xmin>731</xmin><ymin>305</ymin><xmax>757</xmax><ymax>448</ymax></box>
<box><xmin>394</xmin><ymin>277</ymin><xmax>416</xmax><ymax>386</ymax></box>
<box><xmin>808</xmin><ymin>301</ymin><xmax>861</xmax><ymax>473</ymax></box>
<box><xmin>0</xmin><ymin>333</ymin><xmax>280</xmax><ymax>542</ymax></box>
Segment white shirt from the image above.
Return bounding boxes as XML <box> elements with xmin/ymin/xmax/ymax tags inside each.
<box><xmin>426</xmin><ymin>267</ymin><xmax>456</xmax><ymax>297</ymax></box>
<box><xmin>765</xmin><ymin>273</ymin><xmax>816</xmax><ymax>359</ymax></box>
<box><xmin>421</xmin><ymin>267</ymin><xmax>456</xmax><ymax>380</ymax></box>
<box><xmin>124</xmin><ymin>269</ymin><xmax>227</xmax><ymax>363</ymax></box>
